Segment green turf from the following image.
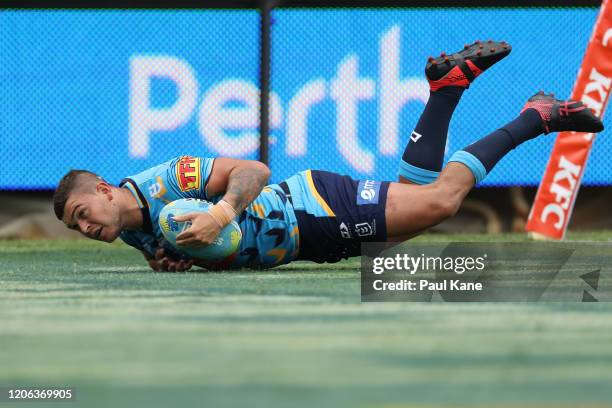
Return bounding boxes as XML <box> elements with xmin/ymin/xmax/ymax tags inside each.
<box><xmin>1</xmin><ymin>233</ymin><xmax>612</xmax><ymax>408</ymax></box>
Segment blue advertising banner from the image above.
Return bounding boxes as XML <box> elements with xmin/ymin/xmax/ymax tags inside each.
<box><xmin>0</xmin><ymin>10</ymin><xmax>261</xmax><ymax>189</ymax></box>
<box><xmin>1</xmin><ymin>8</ymin><xmax>608</xmax><ymax>189</ymax></box>
<box><xmin>269</xmin><ymin>8</ymin><xmax>608</xmax><ymax>186</ymax></box>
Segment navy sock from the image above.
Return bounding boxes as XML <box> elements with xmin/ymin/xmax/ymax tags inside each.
<box><xmin>399</xmin><ymin>86</ymin><xmax>464</xmax><ymax>184</ymax></box>
<box><xmin>449</xmin><ymin>108</ymin><xmax>543</xmax><ymax>184</ymax></box>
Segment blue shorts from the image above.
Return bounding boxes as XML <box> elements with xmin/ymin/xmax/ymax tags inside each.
<box><xmin>280</xmin><ymin>170</ymin><xmax>390</xmax><ymax>263</ymax></box>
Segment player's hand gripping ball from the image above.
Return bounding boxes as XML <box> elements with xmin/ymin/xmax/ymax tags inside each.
<box><xmin>159</xmin><ymin>199</ymin><xmax>242</xmax><ymax>260</ymax></box>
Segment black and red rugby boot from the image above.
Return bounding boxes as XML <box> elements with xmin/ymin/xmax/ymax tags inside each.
<box><xmin>521</xmin><ymin>91</ymin><xmax>604</xmax><ymax>134</ymax></box>
<box><xmin>426</xmin><ymin>40</ymin><xmax>511</xmax><ymax>91</ymax></box>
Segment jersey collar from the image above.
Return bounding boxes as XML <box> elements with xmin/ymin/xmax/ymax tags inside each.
<box><xmin>119</xmin><ymin>178</ymin><xmax>153</xmax><ymax>234</ymax></box>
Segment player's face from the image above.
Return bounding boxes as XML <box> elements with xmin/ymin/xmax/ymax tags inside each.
<box><xmin>62</xmin><ymin>186</ymin><xmax>122</xmax><ymax>242</ymax></box>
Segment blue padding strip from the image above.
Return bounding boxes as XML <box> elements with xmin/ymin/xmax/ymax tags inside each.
<box><xmin>448</xmin><ymin>150</ymin><xmax>487</xmax><ymax>184</ymax></box>
<box><xmin>398</xmin><ymin>160</ymin><xmax>439</xmax><ymax>185</ymax></box>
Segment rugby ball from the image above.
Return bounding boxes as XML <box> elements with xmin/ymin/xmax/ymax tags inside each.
<box><xmin>159</xmin><ymin>198</ymin><xmax>242</xmax><ymax>260</ymax></box>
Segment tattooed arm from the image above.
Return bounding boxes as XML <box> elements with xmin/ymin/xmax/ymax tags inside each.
<box><xmin>175</xmin><ymin>158</ymin><xmax>271</xmax><ymax>247</ymax></box>
<box><xmin>215</xmin><ymin>159</ymin><xmax>271</xmax><ymax>214</ymax></box>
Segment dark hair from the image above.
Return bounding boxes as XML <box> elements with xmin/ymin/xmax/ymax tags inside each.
<box><xmin>53</xmin><ymin>170</ymin><xmax>103</xmax><ymax>220</ymax></box>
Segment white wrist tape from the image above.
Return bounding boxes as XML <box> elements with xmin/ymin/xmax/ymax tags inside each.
<box><xmin>207</xmin><ymin>200</ymin><xmax>238</xmax><ymax>229</ymax></box>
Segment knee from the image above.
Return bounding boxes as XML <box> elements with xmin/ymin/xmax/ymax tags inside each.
<box><xmin>431</xmin><ymin>187</ymin><xmax>462</xmax><ymax>221</ymax></box>
<box><xmin>432</xmin><ymin>199</ymin><xmax>460</xmax><ymax>222</ymax></box>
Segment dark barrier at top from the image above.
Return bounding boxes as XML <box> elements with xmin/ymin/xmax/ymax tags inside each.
<box><xmin>1</xmin><ymin>8</ymin><xmax>609</xmax><ymax>190</ymax></box>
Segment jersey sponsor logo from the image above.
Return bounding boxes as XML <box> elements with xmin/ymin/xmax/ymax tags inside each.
<box><xmin>339</xmin><ymin>222</ymin><xmax>352</xmax><ymax>239</ymax></box>
<box><xmin>176</xmin><ymin>156</ymin><xmax>201</xmax><ymax>192</ymax></box>
<box><xmin>355</xmin><ymin>220</ymin><xmax>376</xmax><ymax>237</ymax></box>
<box><xmin>356</xmin><ymin>180</ymin><xmax>381</xmax><ymax>205</ymax></box>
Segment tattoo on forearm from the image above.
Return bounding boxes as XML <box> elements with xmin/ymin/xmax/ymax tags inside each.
<box><xmin>223</xmin><ymin>167</ymin><xmax>269</xmax><ymax>213</ymax></box>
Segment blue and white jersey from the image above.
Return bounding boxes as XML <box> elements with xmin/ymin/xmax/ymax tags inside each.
<box><xmin>119</xmin><ymin>156</ymin><xmax>302</xmax><ymax>269</ymax></box>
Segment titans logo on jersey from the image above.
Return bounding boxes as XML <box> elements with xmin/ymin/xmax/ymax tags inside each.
<box><xmin>119</xmin><ymin>156</ymin><xmax>300</xmax><ymax>269</ymax></box>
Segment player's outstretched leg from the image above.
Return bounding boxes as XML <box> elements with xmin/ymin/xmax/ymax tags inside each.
<box><xmin>386</xmin><ymin>91</ymin><xmax>604</xmax><ymax>241</ymax></box>
<box><xmin>399</xmin><ymin>40</ymin><xmax>511</xmax><ymax>185</ymax></box>
<box><xmin>447</xmin><ymin>91</ymin><xmax>604</xmax><ymax>184</ymax></box>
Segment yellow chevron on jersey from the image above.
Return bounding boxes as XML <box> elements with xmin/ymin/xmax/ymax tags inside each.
<box><xmin>267</xmin><ymin>248</ymin><xmax>287</xmax><ymax>265</ymax></box>
<box><xmin>250</xmin><ymin>203</ymin><xmax>266</xmax><ymax>218</ymax></box>
<box><xmin>290</xmin><ymin>226</ymin><xmax>300</xmax><ymax>258</ymax></box>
